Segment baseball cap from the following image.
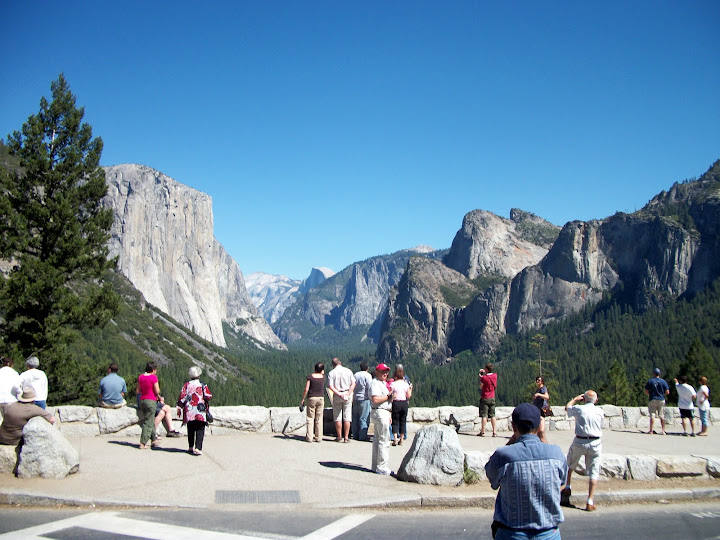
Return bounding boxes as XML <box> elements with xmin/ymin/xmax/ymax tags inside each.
<box><xmin>511</xmin><ymin>403</ymin><xmax>541</xmax><ymax>431</ymax></box>
<box><xmin>653</xmin><ymin>368</ymin><xmax>661</xmax><ymax>376</ymax></box>
<box><xmin>375</xmin><ymin>363</ymin><xmax>390</xmax><ymax>372</ymax></box>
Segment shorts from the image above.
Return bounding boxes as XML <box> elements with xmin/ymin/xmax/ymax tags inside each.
<box><xmin>567</xmin><ymin>438</ymin><xmax>602</xmax><ymax>479</ymax></box>
<box><xmin>478</xmin><ymin>397</ymin><xmax>496</xmax><ymax>418</ymax></box>
<box><xmin>679</xmin><ymin>408</ymin><xmax>694</xmax><ymax>420</ymax></box>
<box><xmin>648</xmin><ymin>399</ymin><xmax>665</xmax><ymax>418</ymax></box>
<box><xmin>332</xmin><ymin>394</ymin><xmax>352</xmax><ymax>423</ymax></box>
<box><xmin>699</xmin><ymin>408</ymin><xmax>708</xmax><ymax>427</ymax></box>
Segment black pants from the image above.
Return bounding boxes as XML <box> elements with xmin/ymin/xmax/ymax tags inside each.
<box><xmin>187</xmin><ymin>420</ymin><xmax>206</xmax><ymax>450</ymax></box>
<box><xmin>392</xmin><ymin>400</ymin><xmax>408</xmax><ymax>437</ymax></box>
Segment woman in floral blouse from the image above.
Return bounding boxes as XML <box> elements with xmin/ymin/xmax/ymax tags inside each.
<box><xmin>177</xmin><ymin>366</ymin><xmax>212</xmax><ymax>455</ymax></box>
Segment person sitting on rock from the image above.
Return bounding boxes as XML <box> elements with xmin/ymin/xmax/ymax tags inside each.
<box><xmin>0</xmin><ymin>387</ymin><xmax>55</xmax><ymax>446</ymax></box>
<box><xmin>98</xmin><ymin>363</ymin><xmax>128</xmax><ymax>408</ymax></box>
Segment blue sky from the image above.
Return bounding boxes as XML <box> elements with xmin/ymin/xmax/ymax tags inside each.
<box><xmin>2</xmin><ymin>1</ymin><xmax>719</xmax><ymax>280</ymax></box>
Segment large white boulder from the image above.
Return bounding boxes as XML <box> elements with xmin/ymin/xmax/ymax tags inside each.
<box><xmin>17</xmin><ymin>417</ymin><xmax>79</xmax><ymax>479</ymax></box>
<box><xmin>397</xmin><ymin>424</ymin><xmax>464</xmax><ymax>486</ymax></box>
<box><xmin>656</xmin><ymin>456</ymin><xmax>706</xmax><ymax>477</ymax></box>
<box><xmin>56</xmin><ymin>406</ymin><xmax>96</xmax><ymax>423</ymax></box>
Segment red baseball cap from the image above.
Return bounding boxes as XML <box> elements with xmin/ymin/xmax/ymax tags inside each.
<box><xmin>375</xmin><ymin>363</ymin><xmax>390</xmax><ymax>372</ymax></box>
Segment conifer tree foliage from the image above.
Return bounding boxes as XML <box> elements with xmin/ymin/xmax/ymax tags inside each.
<box><xmin>0</xmin><ymin>74</ymin><xmax>119</xmax><ymax>402</ymax></box>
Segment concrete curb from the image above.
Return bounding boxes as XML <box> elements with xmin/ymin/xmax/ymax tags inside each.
<box><xmin>329</xmin><ymin>487</ymin><xmax>720</xmax><ymax>510</ymax></box>
<box><xmin>0</xmin><ymin>490</ymin><xmax>203</xmax><ymax>509</ymax></box>
<box><xmin>2</xmin><ymin>487</ymin><xmax>719</xmax><ymax>510</ymax></box>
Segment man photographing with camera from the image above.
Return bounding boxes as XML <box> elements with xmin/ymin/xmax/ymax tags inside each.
<box><xmin>561</xmin><ymin>389</ymin><xmax>604</xmax><ymax>512</ymax></box>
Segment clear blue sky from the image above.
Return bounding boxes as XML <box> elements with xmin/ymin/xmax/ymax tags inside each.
<box><xmin>2</xmin><ymin>2</ymin><xmax>718</xmax><ymax>280</ymax></box>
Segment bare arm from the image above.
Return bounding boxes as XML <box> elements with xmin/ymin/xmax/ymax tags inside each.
<box><xmin>566</xmin><ymin>394</ymin><xmax>583</xmax><ymax>410</ymax></box>
<box><xmin>301</xmin><ymin>379</ymin><xmax>310</xmax><ymax>403</ymax></box>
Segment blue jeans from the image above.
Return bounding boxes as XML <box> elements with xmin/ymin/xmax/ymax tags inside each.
<box><xmin>494</xmin><ymin>527</ymin><xmax>560</xmax><ymax>540</ymax></box>
<box><xmin>699</xmin><ymin>408</ymin><xmax>708</xmax><ymax>427</ymax></box>
<box><xmin>352</xmin><ymin>399</ymin><xmax>371</xmax><ymax>440</ymax></box>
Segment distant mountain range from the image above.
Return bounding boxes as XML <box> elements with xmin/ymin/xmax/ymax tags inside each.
<box><xmin>97</xmin><ymin>159</ymin><xmax>720</xmax><ymax>368</ymax></box>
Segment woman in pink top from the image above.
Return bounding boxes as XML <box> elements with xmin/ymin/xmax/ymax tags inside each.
<box><xmin>136</xmin><ymin>362</ymin><xmax>161</xmax><ymax>449</ymax></box>
<box><xmin>390</xmin><ymin>365</ymin><xmax>412</xmax><ymax>446</ymax></box>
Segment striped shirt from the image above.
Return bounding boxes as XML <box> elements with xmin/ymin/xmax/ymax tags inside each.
<box><xmin>485</xmin><ymin>434</ymin><xmax>567</xmax><ymax>531</ymax></box>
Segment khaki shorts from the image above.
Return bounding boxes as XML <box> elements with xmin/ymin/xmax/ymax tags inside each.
<box><xmin>567</xmin><ymin>438</ymin><xmax>602</xmax><ymax>479</ymax></box>
<box><xmin>648</xmin><ymin>399</ymin><xmax>665</xmax><ymax>418</ymax></box>
<box><xmin>332</xmin><ymin>394</ymin><xmax>352</xmax><ymax>423</ymax></box>
<box><xmin>478</xmin><ymin>398</ymin><xmax>496</xmax><ymax>418</ymax></box>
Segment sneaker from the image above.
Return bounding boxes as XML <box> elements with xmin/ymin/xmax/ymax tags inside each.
<box><xmin>167</xmin><ymin>431</ymin><xmax>182</xmax><ymax>438</ymax></box>
<box><xmin>560</xmin><ymin>487</ymin><xmax>572</xmax><ymax>507</ymax></box>
<box><xmin>585</xmin><ymin>503</ymin><xmax>596</xmax><ymax>512</ymax></box>
<box><xmin>375</xmin><ymin>469</ymin><xmax>394</xmax><ymax>476</ymax></box>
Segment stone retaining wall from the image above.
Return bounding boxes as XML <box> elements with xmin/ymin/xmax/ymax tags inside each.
<box><xmin>1</xmin><ymin>404</ymin><xmax>717</xmax><ymax>438</ymax></box>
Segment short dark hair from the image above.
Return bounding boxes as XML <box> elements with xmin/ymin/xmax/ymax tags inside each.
<box><xmin>145</xmin><ymin>362</ymin><xmax>157</xmax><ymax>373</ymax></box>
<box><xmin>1</xmin><ymin>357</ymin><xmax>13</xmax><ymax>368</ymax></box>
<box><xmin>485</xmin><ymin>363</ymin><xmax>494</xmax><ymax>373</ymax></box>
<box><xmin>314</xmin><ymin>362</ymin><xmax>325</xmax><ymax>373</ymax></box>
<box><xmin>360</xmin><ymin>361</ymin><xmax>368</xmax><ymax>371</ymax></box>
<box><xmin>678</xmin><ymin>374</ymin><xmax>687</xmax><ymax>384</ymax></box>
<box><xmin>109</xmin><ymin>363</ymin><xmax>119</xmax><ymax>373</ymax></box>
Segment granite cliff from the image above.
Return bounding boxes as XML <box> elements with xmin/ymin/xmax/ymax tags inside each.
<box><xmin>103</xmin><ymin>164</ymin><xmax>285</xmax><ymax>350</ymax></box>
<box><xmin>273</xmin><ymin>246</ymin><xmax>442</xmax><ymax>345</ymax></box>
<box><xmin>378</xmin><ymin>161</ymin><xmax>720</xmax><ymax>362</ymax></box>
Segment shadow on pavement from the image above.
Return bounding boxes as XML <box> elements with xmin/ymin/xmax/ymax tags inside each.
<box><xmin>106</xmin><ymin>440</ymin><xmax>190</xmax><ymax>453</ymax></box>
<box><xmin>319</xmin><ymin>461</ymin><xmax>370</xmax><ymax>473</ymax></box>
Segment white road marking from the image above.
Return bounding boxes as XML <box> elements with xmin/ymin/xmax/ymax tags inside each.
<box><xmin>299</xmin><ymin>513</ymin><xmax>375</xmax><ymax>540</ymax></box>
<box><xmin>0</xmin><ymin>511</ymin><xmax>269</xmax><ymax>540</ymax></box>
<box><xmin>0</xmin><ymin>510</ymin><xmax>375</xmax><ymax>540</ymax></box>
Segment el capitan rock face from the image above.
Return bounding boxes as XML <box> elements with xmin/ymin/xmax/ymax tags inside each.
<box><xmin>103</xmin><ymin>164</ymin><xmax>285</xmax><ymax>350</ymax></box>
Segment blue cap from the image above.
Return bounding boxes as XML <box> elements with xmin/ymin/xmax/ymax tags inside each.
<box><xmin>512</xmin><ymin>403</ymin><xmax>541</xmax><ymax>431</ymax></box>
<box><xmin>653</xmin><ymin>368</ymin><xmax>661</xmax><ymax>376</ymax></box>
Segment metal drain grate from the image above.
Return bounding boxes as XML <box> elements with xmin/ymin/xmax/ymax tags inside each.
<box><xmin>215</xmin><ymin>490</ymin><xmax>301</xmax><ymax>504</ymax></box>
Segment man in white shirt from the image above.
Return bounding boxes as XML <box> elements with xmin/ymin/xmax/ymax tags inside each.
<box><xmin>674</xmin><ymin>375</ymin><xmax>697</xmax><ymax>437</ymax></box>
<box><xmin>0</xmin><ymin>357</ymin><xmax>21</xmax><ymax>415</ymax></box>
<box><xmin>327</xmin><ymin>358</ymin><xmax>355</xmax><ymax>443</ymax></box>
<box><xmin>15</xmin><ymin>356</ymin><xmax>49</xmax><ymax>409</ymax></box>
<box><xmin>561</xmin><ymin>389</ymin><xmax>604</xmax><ymax>512</ymax></box>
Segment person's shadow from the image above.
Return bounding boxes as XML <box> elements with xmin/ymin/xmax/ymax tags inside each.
<box><xmin>107</xmin><ymin>440</ymin><xmax>189</xmax><ymax>453</ymax></box>
<box><xmin>319</xmin><ymin>461</ymin><xmax>370</xmax><ymax>473</ymax></box>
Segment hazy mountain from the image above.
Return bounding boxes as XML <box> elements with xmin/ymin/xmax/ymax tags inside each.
<box><xmin>245</xmin><ymin>267</ymin><xmax>335</xmax><ymax>324</ymax></box>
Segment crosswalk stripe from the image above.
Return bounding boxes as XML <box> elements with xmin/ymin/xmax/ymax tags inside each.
<box><xmin>0</xmin><ymin>511</ymin><xmax>271</xmax><ymax>540</ymax></box>
<box><xmin>299</xmin><ymin>513</ymin><xmax>375</xmax><ymax>540</ymax></box>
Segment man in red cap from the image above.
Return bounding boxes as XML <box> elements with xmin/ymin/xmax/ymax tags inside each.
<box><xmin>369</xmin><ymin>363</ymin><xmax>394</xmax><ymax>475</ymax></box>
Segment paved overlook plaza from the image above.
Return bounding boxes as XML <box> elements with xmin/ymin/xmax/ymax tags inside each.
<box><xmin>0</xmin><ymin>404</ymin><xmax>719</xmax><ymax>510</ymax></box>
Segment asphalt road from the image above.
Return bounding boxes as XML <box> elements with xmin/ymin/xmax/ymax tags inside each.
<box><xmin>1</xmin><ymin>501</ymin><xmax>719</xmax><ymax>539</ymax></box>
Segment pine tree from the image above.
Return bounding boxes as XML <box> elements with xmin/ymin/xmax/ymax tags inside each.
<box><xmin>0</xmin><ymin>74</ymin><xmax>119</xmax><ymax>402</ymax></box>
<box><xmin>599</xmin><ymin>360</ymin><xmax>632</xmax><ymax>405</ymax></box>
<box><xmin>678</xmin><ymin>339</ymin><xmax>720</xmax><ymax>397</ymax></box>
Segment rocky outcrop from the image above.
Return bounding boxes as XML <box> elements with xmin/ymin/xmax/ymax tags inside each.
<box><xmin>443</xmin><ymin>209</ymin><xmax>559</xmax><ymax>279</ymax></box>
<box><xmin>103</xmin><ymin>164</ymin><xmax>284</xmax><ymax>350</ymax></box>
<box><xmin>377</xmin><ymin>258</ymin><xmax>479</xmax><ymax>363</ymax></box>
<box><xmin>274</xmin><ymin>247</ymin><xmax>442</xmax><ymax>344</ymax></box>
<box><xmin>379</xmin><ymin>162</ymin><xmax>720</xmax><ymax>360</ymax></box>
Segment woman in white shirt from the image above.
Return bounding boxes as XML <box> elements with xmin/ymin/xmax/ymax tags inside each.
<box><xmin>696</xmin><ymin>376</ymin><xmax>711</xmax><ymax>436</ymax></box>
<box><xmin>674</xmin><ymin>375</ymin><xmax>697</xmax><ymax>436</ymax></box>
<box><xmin>390</xmin><ymin>365</ymin><xmax>412</xmax><ymax>446</ymax></box>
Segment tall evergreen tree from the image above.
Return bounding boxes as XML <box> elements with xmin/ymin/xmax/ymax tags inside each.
<box><xmin>678</xmin><ymin>339</ymin><xmax>720</xmax><ymax>397</ymax></box>
<box><xmin>0</xmin><ymin>74</ymin><xmax>119</xmax><ymax>402</ymax></box>
<box><xmin>599</xmin><ymin>360</ymin><xmax>632</xmax><ymax>405</ymax></box>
